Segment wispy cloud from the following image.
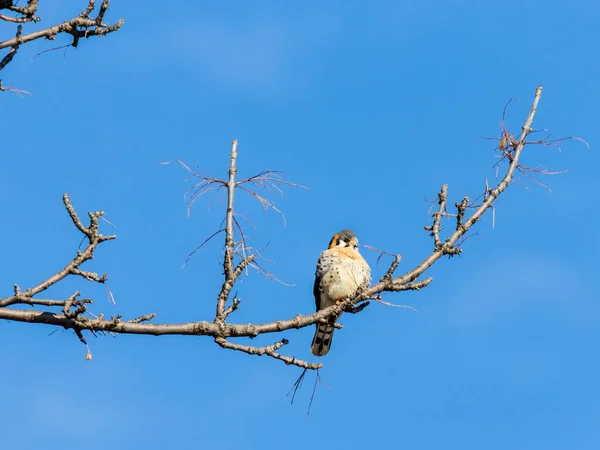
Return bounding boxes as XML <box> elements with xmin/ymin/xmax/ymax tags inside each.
<box><xmin>439</xmin><ymin>252</ymin><xmax>590</xmax><ymax>327</ymax></box>
<box><xmin>169</xmin><ymin>11</ymin><xmax>341</xmax><ymax>96</ymax></box>
<box><xmin>28</xmin><ymin>390</ymin><xmax>142</xmax><ymax>436</ymax></box>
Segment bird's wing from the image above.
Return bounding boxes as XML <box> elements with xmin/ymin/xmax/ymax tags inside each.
<box><xmin>313</xmin><ymin>270</ymin><xmax>321</xmax><ymax>311</ymax></box>
<box><xmin>313</xmin><ymin>250</ymin><xmax>327</xmax><ymax>310</ymax></box>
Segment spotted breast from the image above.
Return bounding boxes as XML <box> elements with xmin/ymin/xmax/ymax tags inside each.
<box><xmin>311</xmin><ymin>230</ymin><xmax>371</xmax><ymax>356</ymax></box>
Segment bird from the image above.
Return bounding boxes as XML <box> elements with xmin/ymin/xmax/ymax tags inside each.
<box><xmin>311</xmin><ymin>229</ymin><xmax>371</xmax><ymax>356</ymax></box>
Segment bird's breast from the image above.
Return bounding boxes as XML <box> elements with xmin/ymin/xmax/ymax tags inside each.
<box><xmin>317</xmin><ymin>252</ymin><xmax>371</xmax><ymax>301</ymax></box>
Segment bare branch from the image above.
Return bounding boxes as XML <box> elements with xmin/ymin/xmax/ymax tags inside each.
<box><xmin>215</xmin><ymin>139</ymin><xmax>239</xmax><ymax>321</ymax></box>
<box><xmin>0</xmin><ymin>0</ymin><xmax>123</xmax><ymax>90</ymax></box>
<box><xmin>0</xmin><ymin>194</ymin><xmax>114</xmax><ymax>308</ymax></box>
<box><xmin>380</xmin><ymin>254</ymin><xmax>401</xmax><ymax>283</ymax></box>
<box><xmin>69</xmin><ymin>268</ymin><xmax>107</xmax><ymax>283</ymax></box>
<box><xmin>223</xmin><ymin>295</ymin><xmax>241</xmax><ymax>318</ymax></box>
<box><xmin>214</xmin><ymin>337</ymin><xmax>322</xmax><ymax>370</ymax></box>
<box><xmin>128</xmin><ymin>314</ymin><xmax>157</xmax><ymax>324</ymax></box>
<box><xmin>455</xmin><ymin>196</ymin><xmax>469</xmax><ymax>230</ymax></box>
<box><xmin>224</xmin><ymin>139</ymin><xmax>238</xmax><ymax>280</ymax></box>
<box><xmin>0</xmin><ymin>24</ymin><xmax>21</xmax><ymax>70</ymax></box>
<box><xmin>63</xmin><ymin>192</ymin><xmax>92</xmax><ymax>236</ymax></box>
<box><xmin>0</xmin><ymin>5</ymin><xmax>123</xmax><ymax>51</ymax></box>
<box><xmin>1</xmin><ymin>0</ymin><xmax>39</xmax><ymax>23</ymax></box>
<box><xmin>382</xmin><ymin>86</ymin><xmax>545</xmax><ymax>292</ymax></box>
<box><xmin>3</xmin><ymin>86</ymin><xmax>576</xmax><ymax>372</ymax></box>
<box><xmin>430</xmin><ymin>183</ymin><xmax>448</xmax><ymax>248</ymax></box>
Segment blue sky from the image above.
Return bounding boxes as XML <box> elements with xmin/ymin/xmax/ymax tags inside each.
<box><xmin>1</xmin><ymin>1</ymin><xmax>599</xmax><ymax>448</ymax></box>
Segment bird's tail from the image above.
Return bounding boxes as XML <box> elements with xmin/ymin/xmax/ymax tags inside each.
<box><xmin>311</xmin><ymin>323</ymin><xmax>335</xmax><ymax>356</ymax></box>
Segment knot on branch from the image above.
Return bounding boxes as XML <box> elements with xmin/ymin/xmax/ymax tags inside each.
<box><xmin>62</xmin><ymin>292</ymin><xmax>93</xmax><ymax>320</ymax></box>
<box><xmin>110</xmin><ymin>314</ymin><xmax>122</xmax><ymax>325</ymax></box>
<box><xmin>441</xmin><ymin>243</ymin><xmax>462</xmax><ymax>257</ymax></box>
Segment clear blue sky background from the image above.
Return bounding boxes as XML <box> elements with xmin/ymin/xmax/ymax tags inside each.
<box><xmin>1</xmin><ymin>1</ymin><xmax>599</xmax><ymax>449</ymax></box>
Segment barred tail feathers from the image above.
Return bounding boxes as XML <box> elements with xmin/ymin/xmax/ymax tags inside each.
<box><xmin>311</xmin><ymin>323</ymin><xmax>335</xmax><ymax>356</ymax></box>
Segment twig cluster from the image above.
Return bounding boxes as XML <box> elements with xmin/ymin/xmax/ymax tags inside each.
<box><xmin>0</xmin><ymin>0</ymin><xmax>123</xmax><ymax>94</ymax></box>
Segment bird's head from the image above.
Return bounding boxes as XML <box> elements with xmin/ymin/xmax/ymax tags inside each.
<box><xmin>328</xmin><ymin>229</ymin><xmax>359</xmax><ymax>249</ymax></box>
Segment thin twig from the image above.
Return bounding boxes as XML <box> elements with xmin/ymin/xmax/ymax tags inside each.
<box><xmin>431</xmin><ymin>183</ymin><xmax>448</xmax><ymax>248</ymax></box>
<box><xmin>214</xmin><ymin>337</ymin><xmax>322</xmax><ymax>370</ymax></box>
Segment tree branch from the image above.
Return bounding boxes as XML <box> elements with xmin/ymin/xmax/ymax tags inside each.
<box><xmin>215</xmin><ymin>337</ymin><xmax>322</xmax><ymax>370</ymax></box>
<box><xmin>1</xmin><ymin>1</ymin><xmax>39</xmax><ymax>23</ymax></box>
<box><xmin>2</xmin><ymin>87</ymin><xmax>568</xmax><ymax>372</ymax></box>
<box><xmin>0</xmin><ymin>23</ymin><xmax>20</xmax><ymax>70</ymax></box>
<box><xmin>0</xmin><ymin>0</ymin><xmax>123</xmax><ymax>91</ymax></box>
<box><xmin>430</xmin><ymin>183</ymin><xmax>448</xmax><ymax>249</ymax></box>
<box><xmin>0</xmin><ymin>3</ymin><xmax>122</xmax><ymax>51</ymax></box>
<box><xmin>0</xmin><ymin>194</ymin><xmax>115</xmax><ymax>308</ymax></box>
<box><xmin>215</xmin><ymin>139</ymin><xmax>239</xmax><ymax>321</ymax></box>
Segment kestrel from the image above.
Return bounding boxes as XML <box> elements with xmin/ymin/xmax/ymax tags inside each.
<box><xmin>311</xmin><ymin>230</ymin><xmax>371</xmax><ymax>356</ymax></box>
